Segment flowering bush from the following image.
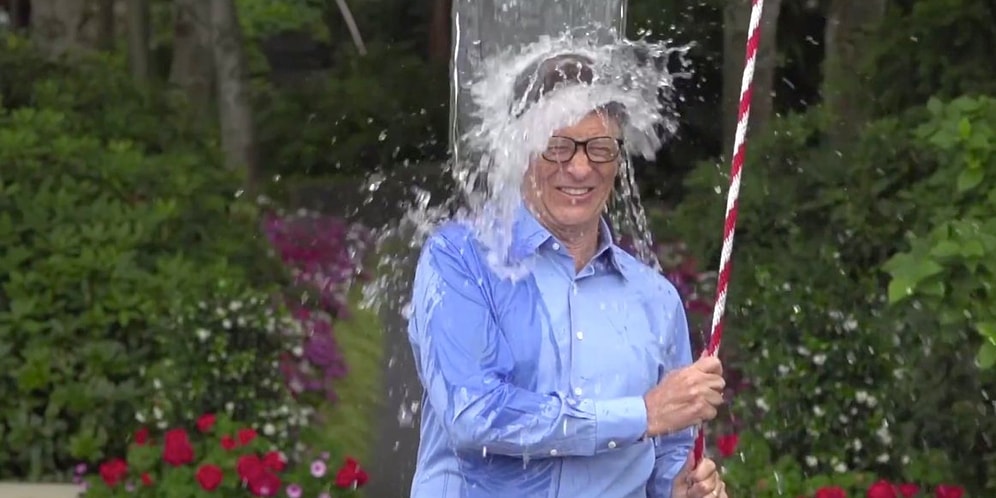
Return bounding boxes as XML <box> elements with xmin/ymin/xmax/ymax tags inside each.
<box><xmin>136</xmin><ymin>280</ymin><xmax>313</xmax><ymax>451</ymax></box>
<box><xmin>714</xmin><ymin>430</ymin><xmax>966</xmax><ymax>497</ymax></box>
<box><xmin>77</xmin><ymin>413</ymin><xmax>368</xmax><ymax>498</ymax></box>
<box><xmin>262</xmin><ymin>210</ymin><xmax>372</xmax><ymax>403</ymax></box>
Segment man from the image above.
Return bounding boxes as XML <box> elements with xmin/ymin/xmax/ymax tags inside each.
<box><xmin>407</xmin><ymin>53</ymin><xmax>729</xmax><ymax>498</ymax></box>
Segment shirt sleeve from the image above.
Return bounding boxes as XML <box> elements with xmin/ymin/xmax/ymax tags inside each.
<box><xmin>407</xmin><ymin>230</ymin><xmax>649</xmax><ymax>458</ymax></box>
<box><xmin>647</xmin><ymin>297</ymin><xmax>696</xmax><ymax>498</ymax></box>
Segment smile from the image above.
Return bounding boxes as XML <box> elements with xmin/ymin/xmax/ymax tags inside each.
<box><xmin>556</xmin><ymin>187</ymin><xmax>595</xmax><ymax>197</ymax></box>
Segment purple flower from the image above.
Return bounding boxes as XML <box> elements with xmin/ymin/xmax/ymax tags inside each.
<box><xmin>318</xmin><ymin>493</ymin><xmax>331</xmax><ymax>498</ymax></box>
<box><xmin>286</xmin><ymin>483</ymin><xmax>302</xmax><ymax>498</ymax></box>
<box><xmin>125</xmin><ymin>482</ymin><xmax>136</xmax><ymax>492</ymax></box>
<box><xmin>321</xmin><ymin>451</ymin><xmax>331</xmax><ymax>460</ymax></box>
<box><xmin>75</xmin><ymin>463</ymin><xmax>88</xmax><ymax>475</ymax></box>
<box><xmin>310</xmin><ymin>459</ymin><xmax>327</xmax><ymax>477</ymax></box>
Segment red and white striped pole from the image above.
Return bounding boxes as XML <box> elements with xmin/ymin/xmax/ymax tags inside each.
<box><xmin>692</xmin><ymin>0</ymin><xmax>765</xmax><ymax>467</ymax></box>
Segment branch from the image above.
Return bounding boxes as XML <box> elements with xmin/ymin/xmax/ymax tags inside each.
<box><xmin>334</xmin><ymin>0</ymin><xmax>367</xmax><ymax>56</ymax></box>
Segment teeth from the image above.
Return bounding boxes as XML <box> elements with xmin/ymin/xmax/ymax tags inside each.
<box><xmin>559</xmin><ymin>187</ymin><xmax>592</xmax><ymax>195</ymax></box>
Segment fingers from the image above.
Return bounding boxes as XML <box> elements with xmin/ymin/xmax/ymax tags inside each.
<box><xmin>687</xmin><ymin>460</ymin><xmax>722</xmax><ymax>498</ymax></box>
<box><xmin>694</xmin><ymin>355</ymin><xmax>723</xmax><ymax>376</ymax></box>
<box><xmin>690</xmin><ymin>457</ymin><xmax>716</xmax><ymax>482</ymax></box>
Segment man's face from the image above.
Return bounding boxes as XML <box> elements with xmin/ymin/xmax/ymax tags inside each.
<box><xmin>522</xmin><ymin>110</ymin><xmax>621</xmax><ymax>234</ymax></box>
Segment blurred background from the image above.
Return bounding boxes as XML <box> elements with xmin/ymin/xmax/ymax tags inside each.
<box><xmin>0</xmin><ymin>0</ymin><xmax>994</xmax><ymax>497</ymax></box>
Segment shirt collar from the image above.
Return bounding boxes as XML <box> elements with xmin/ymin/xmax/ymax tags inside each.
<box><xmin>510</xmin><ymin>203</ymin><xmax>629</xmax><ymax>278</ymax></box>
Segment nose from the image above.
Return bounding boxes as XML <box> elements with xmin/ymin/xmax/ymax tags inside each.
<box><xmin>562</xmin><ymin>150</ymin><xmax>594</xmax><ymax>179</ymax></box>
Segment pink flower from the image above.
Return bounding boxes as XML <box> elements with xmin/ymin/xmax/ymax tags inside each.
<box><xmin>286</xmin><ymin>484</ymin><xmax>302</xmax><ymax>498</ymax></box>
<box><xmin>310</xmin><ymin>460</ymin><xmax>327</xmax><ymax>478</ymax></box>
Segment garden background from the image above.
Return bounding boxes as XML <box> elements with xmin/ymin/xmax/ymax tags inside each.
<box><xmin>0</xmin><ymin>0</ymin><xmax>994</xmax><ymax>497</ymax></box>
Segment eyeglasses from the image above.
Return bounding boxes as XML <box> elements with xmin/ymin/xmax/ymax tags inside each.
<box><xmin>541</xmin><ymin>136</ymin><xmax>623</xmax><ymax>164</ymax></box>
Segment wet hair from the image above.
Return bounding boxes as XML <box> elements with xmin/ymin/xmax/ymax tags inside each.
<box><xmin>510</xmin><ymin>52</ymin><xmax>626</xmax><ymax>122</ymax></box>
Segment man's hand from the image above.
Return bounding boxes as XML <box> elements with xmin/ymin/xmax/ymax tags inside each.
<box><xmin>643</xmin><ymin>355</ymin><xmax>725</xmax><ymax>437</ymax></box>
<box><xmin>673</xmin><ymin>456</ymin><xmax>727</xmax><ymax>498</ymax></box>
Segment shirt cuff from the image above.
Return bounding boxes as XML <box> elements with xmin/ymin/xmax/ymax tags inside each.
<box><xmin>593</xmin><ymin>396</ymin><xmax>648</xmax><ymax>452</ymax></box>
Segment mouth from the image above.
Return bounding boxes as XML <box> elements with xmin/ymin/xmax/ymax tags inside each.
<box><xmin>556</xmin><ymin>187</ymin><xmax>595</xmax><ymax>198</ymax></box>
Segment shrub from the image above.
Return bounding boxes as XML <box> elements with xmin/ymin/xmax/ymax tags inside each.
<box><xmin>76</xmin><ymin>412</ymin><xmax>368</xmax><ymax>498</ymax></box>
<box><xmin>0</xmin><ymin>35</ymin><xmax>282</xmax><ymax>479</ymax></box>
<box><xmin>136</xmin><ymin>281</ymin><xmax>312</xmax><ymax>451</ymax></box>
<box><xmin>664</xmin><ymin>100</ymin><xmax>995</xmax><ymax>492</ymax></box>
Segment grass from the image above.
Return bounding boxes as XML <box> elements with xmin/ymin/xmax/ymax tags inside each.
<box><xmin>307</xmin><ymin>285</ymin><xmax>384</xmax><ymax>468</ymax></box>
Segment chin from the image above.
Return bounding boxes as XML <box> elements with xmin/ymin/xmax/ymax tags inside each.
<box><xmin>547</xmin><ymin>208</ymin><xmax>602</xmax><ymax>230</ymax></box>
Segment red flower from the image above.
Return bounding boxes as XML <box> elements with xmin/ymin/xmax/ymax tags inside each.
<box><xmin>237</xmin><ymin>454</ymin><xmax>266</xmax><ymax>482</ymax></box>
<box><xmin>237</xmin><ymin>427</ymin><xmax>257</xmax><ymax>446</ymax></box>
<box><xmin>867</xmin><ymin>480</ymin><xmax>897</xmax><ymax>498</ymax></box>
<box><xmin>196</xmin><ymin>413</ymin><xmax>217</xmax><ymax>433</ymax></box>
<box><xmin>162</xmin><ymin>428</ymin><xmax>195</xmax><ymax>466</ymax></box>
<box><xmin>140</xmin><ymin>473</ymin><xmax>153</xmax><ymax>486</ymax></box>
<box><xmin>897</xmin><ymin>484</ymin><xmax>919</xmax><ymax>498</ymax></box>
<box><xmin>98</xmin><ymin>458</ymin><xmax>128</xmax><ymax>487</ymax></box>
<box><xmin>815</xmin><ymin>486</ymin><xmax>848</xmax><ymax>498</ymax></box>
<box><xmin>134</xmin><ymin>427</ymin><xmax>150</xmax><ymax>446</ymax></box>
<box><xmin>934</xmin><ymin>485</ymin><xmax>964</xmax><ymax>498</ymax></box>
<box><xmin>220</xmin><ymin>434</ymin><xmax>238</xmax><ymax>451</ymax></box>
<box><xmin>334</xmin><ymin>457</ymin><xmax>369</xmax><ymax>488</ymax></box>
<box><xmin>262</xmin><ymin>451</ymin><xmax>286</xmax><ymax>472</ymax></box>
<box><xmin>716</xmin><ymin>433</ymin><xmax>739</xmax><ymax>457</ymax></box>
<box><xmin>248</xmin><ymin>471</ymin><xmax>282</xmax><ymax>497</ymax></box>
<box><xmin>196</xmin><ymin>464</ymin><xmax>224</xmax><ymax>491</ymax></box>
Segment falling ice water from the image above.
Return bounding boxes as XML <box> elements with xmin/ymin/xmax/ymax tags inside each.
<box><xmin>358</xmin><ymin>29</ymin><xmax>693</xmax><ymax>434</ymax></box>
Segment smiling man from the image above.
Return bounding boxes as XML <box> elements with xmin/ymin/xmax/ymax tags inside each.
<box><xmin>406</xmin><ymin>53</ymin><xmax>729</xmax><ymax>498</ymax></box>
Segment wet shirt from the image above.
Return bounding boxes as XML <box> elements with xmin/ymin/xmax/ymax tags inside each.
<box><xmin>407</xmin><ymin>206</ymin><xmax>695</xmax><ymax>498</ymax></box>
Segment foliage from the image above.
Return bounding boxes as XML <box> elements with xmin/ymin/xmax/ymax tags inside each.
<box><xmin>664</xmin><ymin>100</ymin><xmax>995</xmax><ymax>493</ymax></box>
<box><xmin>77</xmin><ymin>413</ymin><xmax>368</xmax><ymax>498</ymax></box>
<box><xmin>253</xmin><ymin>41</ymin><xmax>448</xmax><ymax>179</ymax></box>
<box><xmin>136</xmin><ymin>281</ymin><xmax>312</xmax><ymax>452</ymax></box>
<box><xmin>881</xmin><ymin>96</ymin><xmax>996</xmax><ymax>369</ymax></box>
<box><xmin>0</xmin><ymin>34</ymin><xmax>283</xmax><ymax>480</ymax></box>
<box><xmin>263</xmin><ymin>210</ymin><xmax>373</xmax><ymax>404</ymax></box>
<box><xmin>717</xmin><ymin>431</ymin><xmax>966</xmax><ymax>498</ymax></box>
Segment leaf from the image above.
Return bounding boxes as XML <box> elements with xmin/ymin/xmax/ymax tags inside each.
<box><xmin>977</xmin><ymin>340</ymin><xmax>996</xmax><ymax>370</ymax></box>
<box><xmin>929</xmin><ymin>240</ymin><xmax>961</xmax><ymax>259</ymax></box>
<box><xmin>956</xmin><ymin>167</ymin><xmax>984</xmax><ymax>192</ymax></box>
<box><xmin>927</xmin><ymin>96</ymin><xmax>944</xmax><ymax>115</ymax></box>
<box><xmin>977</xmin><ymin>322</ymin><xmax>996</xmax><ymax>342</ymax></box>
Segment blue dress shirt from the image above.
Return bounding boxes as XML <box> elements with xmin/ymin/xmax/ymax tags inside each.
<box><xmin>407</xmin><ymin>206</ymin><xmax>695</xmax><ymax>498</ymax></box>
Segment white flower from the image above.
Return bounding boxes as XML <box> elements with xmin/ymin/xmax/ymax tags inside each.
<box><xmin>153</xmin><ymin>378</ymin><xmax>162</xmax><ymax>390</ymax></box>
<box><xmin>876</xmin><ymin>453</ymin><xmax>890</xmax><ymax>463</ymax></box>
<box><xmin>852</xmin><ymin>439</ymin><xmax>862</xmax><ymax>451</ymax></box>
<box><xmin>834</xmin><ymin>462</ymin><xmax>847</xmax><ymax>473</ymax></box>
<box><xmin>855</xmin><ymin>390</ymin><xmax>868</xmax><ymax>403</ymax></box>
<box><xmin>263</xmin><ymin>423</ymin><xmax>276</xmax><ymax>436</ymax></box>
<box><xmin>156</xmin><ymin>421</ymin><xmax>168</xmax><ymax>429</ymax></box>
<box><xmin>229</xmin><ymin>300</ymin><xmax>243</xmax><ymax>312</ymax></box>
<box><xmin>225</xmin><ymin>402</ymin><xmax>235</xmax><ymax>412</ymax></box>
<box><xmin>755</xmin><ymin>398</ymin><xmax>770</xmax><ymax>411</ymax></box>
<box><xmin>813</xmin><ymin>354</ymin><xmax>827</xmax><ymax>366</ymax></box>
<box><xmin>813</xmin><ymin>405</ymin><xmax>824</xmax><ymax>416</ymax></box>
<box><xmin>901</xmin><ymin>455</ymin><xmax>910</xmax><ymax>464</ymax></box>
<box><xmin>805</xmin><ymin>456</ymin><xmax>818</xmax><ymax>467</ymax></box>
<box><xmin>135</xmin><ymin>412</ymin><xmax>146</xmax><ymax>423</ymax></box>
<box><xmin>222</xmin><ymin>319</ymin><xmax>232</xmax><ymax>329</ymax></box>
<box><xmin>866</xmin><ymin>395</ymin><xmax>878</xmax><ymax>408</ymax></box>
<box><xmin>778</xmin><ymin>364</ymin><xmax>790</xmax><ymax>375</ymax></box>
<box><xmin>797</xmin><ymin>346</ymin><xmax>811</xmax><ymax>356</ymax></box>
<box><xmin>292</xmin><ymin>346</ymin><xmax>303</xmax><ymax>357</ymax></box>
<box><xmin>196</xmin><ymin>328</ymin><xmax>211</xmax><ymax>341</ymax></box>
<box><xmin>764</xmin><ymin>430</ymin><xmax>776</xmax><ymax>439</ymax></box>
<box><xmin>152</xmin><ymin>406</ymin><xmax>163</xmax><ymax>419</ymax></box>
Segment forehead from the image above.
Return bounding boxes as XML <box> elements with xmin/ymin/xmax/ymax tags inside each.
<box><xmin>552</xmin><ymin>111</ymin><xmax>620</xmax><ymax>139</ymax></box>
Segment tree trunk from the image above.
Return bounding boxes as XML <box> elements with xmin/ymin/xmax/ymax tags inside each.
<box><xmin>822</xmin><ymin>0</ymin><xmax>887</xmax><ymax>145</ymax></box>
<box><xmin>96</xmin><ymin>0</ymin><xmax>115</xmax><ymax>50</ymax></box>
<box><xmin>210</xmin><ymin>0</ymin><xmax>259</xmax><ymax>190</ymax></box>
<box><xmin>169</xmin><ymin>0</ymin><xmax>215</xmax><ymax>111</ymax></box>
<box><xmin>126</xmin><ymin>0</ymin><xmax>150</xmax><ymax>81</ymax></box>
<box><xmin>428</xmin><ymin>0</ymin><xmax>451</xmax><ymax>63</ymax></box>
<box><xmin>721</xmin><ymin>0</ymin><xmax>781</xmax><ymax>159</ymax></box>
<box><xmin>29</xmin><ymin>0</ymin><xmax>90</xmax><ymax>58</ymax></box>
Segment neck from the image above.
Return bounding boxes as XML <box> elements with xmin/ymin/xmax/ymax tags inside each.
<box><xmin>550</xmin><ymin>221</ymin><xmax>601</xmax><ymax>271</ymax></box>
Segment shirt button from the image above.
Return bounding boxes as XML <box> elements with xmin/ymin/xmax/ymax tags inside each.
<box><xmin>552</xmin><ymin>243</ymin><xmax>560</xmax><ymax>250</ymax></box>
<box><xmin>549</xmin><ymin>449</ymin><xmax>558</xmax><ymax>456</ymax></box>
<box><xmin>573</xmin><ymin>387</ymin><xmax>583</xmax><ymax>396</ymax></box>
<box><xmin>607</xmin><ymin>441</ymin><xmax>617</xmax><ymax>449</ymax></box>
<box><xmin>576</xmin><ymin>331</ymin><xmax>584</xmax><ymax>340</ymax></box>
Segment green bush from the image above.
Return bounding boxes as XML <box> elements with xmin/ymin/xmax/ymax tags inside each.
<box><xmin>136</xmin><ymin>280</ymin><xmax>310</xmax><ymax>449</ymax></box>
<box><xmin>0</xmin><ymin>35</ymin><xmax>285</xmax><ymax>480</ymax></box>
<box><xmin>665</xmin><ymin>99</ymin><xmax>995</xmax><ymax>492</ymax></box>
<box><xmin>253</xmin><ymin>42</ymin><xmax>448</xmax><ymax>179</ymax></box>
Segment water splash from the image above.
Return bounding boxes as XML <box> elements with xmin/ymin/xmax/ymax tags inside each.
<box><xmin>363</xmin><ymin>29</ymin><xmax>692</xmax><ymax>310</ymax></box>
